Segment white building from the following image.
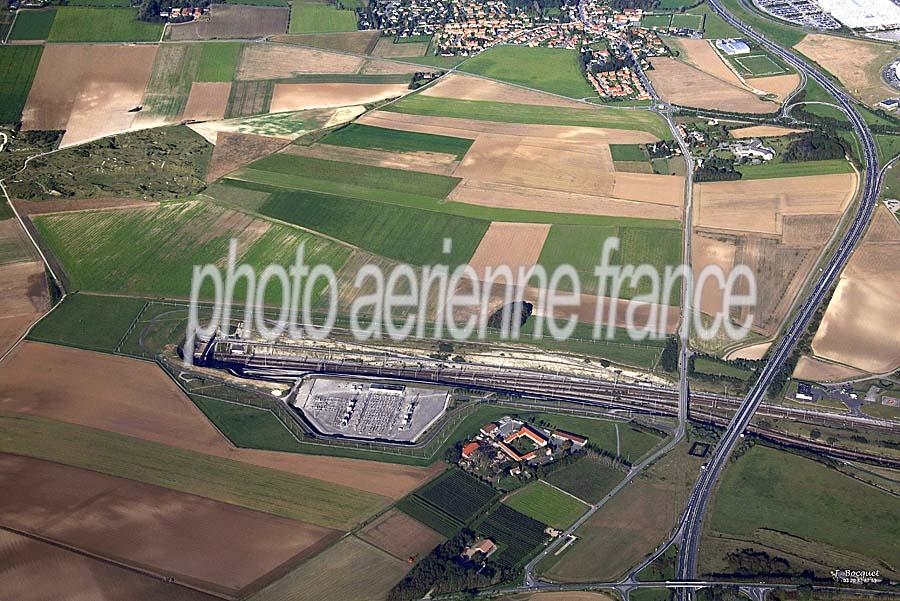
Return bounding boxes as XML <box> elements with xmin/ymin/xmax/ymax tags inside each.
<box><xmin>716</xmin><ymin>38</ymin><xmax>751</xmax><ymax>56</ymax></box>
<box><xmin>816</xmin><ymin>0</ymin><xmax>900</xmax><ymax>30</ymax></box>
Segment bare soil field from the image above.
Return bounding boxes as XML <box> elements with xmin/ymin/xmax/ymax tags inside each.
<box><xmin>746</xmin><ymin>73</ymin><xmax>801</xmax><ymax>100</ymax></box>
<box><xmin>13</xmin><ymin>197</ymin><xmax>156</xmax><ymax>216</ymax></box>
<box><xmin>648</xmin><ymin>57</ymin><xmax>776</xmax><ymax>114</ymax></box>
<box><xmin>811</xmin><ymin>209</ymin><xmax>900</xmax><ymax>374</ymax></box>
<box><xmin>182</xmin><ymin>82</ymin><xmax>231</xmax><ymax>122</ymax></box>
<box><xmin>207</xmin><ymin>131</ymin><xmax>289</xmax><ymax>181</ymax></box>
<box><xmin>467</xmin><ymin>222</ymin><xmax>551</xmax><ymax>283</ymax></box>
<box><xmin>248</xmin><ymin>535</ymin><xmax>410</xmax><ymax>601</ymax></box>
<box><xmin>168</xmin><ymin>5</ymin><xmax>288</xmax><ymax>40</ymax></box>
<box><xmin>285</xmin><ymin>143</ymin><xmax>460</xmax><ymax>175</ymax></box>
<box><xmin>22</xmin><ymin>44</ymin><xmax>157</xmax><ymax>147</ymax></box>
<box><xmin>0</xmin><ymin>261</ymin><xmax>47</xmax><ymax>358</ymax></box>
<box><xmin>0</xmin><ymin>529</ymin><xmax>217</xmax><ymax>601</ymax></box>
<box><xmin>269</xmin><ymin>82</ymin><xmax>408</xmax><ymax>112</ymax></box>
<box><xmin>0</xmin><ymin>342</ymin><xmax>444</xmax><ymax>499</ymax></box>
<box><xmin>692</xmin><ymin>232</ymin><xmax>738</xmax><ymax>317</ymax></box>
<box><xmin>693</xmin><ymin>173</ymin><xmax>857</xmax><ymax>235</ymax></box>
<box><xmin>360</xmin><ymin>111</ymin><xmax>659</xmax><ymax>144</ymax></box>
<box><xmin>236</xmin><ymin>44</ymin><xmax>363</xmax><ymax>80</ymax></box>
<box><xmin>372</xmin><ymin>36</ymin><xmax>428</xmax><ymax>58</ymax></box>
<box><xmin>359</xmin><ymin>58</ymin><xmax>429</xmax><ymax>75</ymax></box>
<box><xmin>795</xmin><ymin>34</ymin><xmax>900</xmax><ymax>106</ymax></box>
<box><xmin>269</xmin><ymin>31</ymin><xmax>379</xmax><ymax>54</ymax></box>
<box><xmin>357</xmin><ymin>509</ymin><xmax>445</xmax><ymax>561</ymax></box>
<box><xmin>421</xmin><ymin>73</ymin><xmax>591</xmax><ymax>108</ymax></box>
<box><xmin>729</xmin><ymin>125</ymin><xmax>807</xmax><ymax>138</ymax></box>
<box><xmin>793</xmin><ymin>355</ymin><xmax>866</xmax><ymax>382</ymax></box>
<box><xmin>724</xmin><ymin>341</ymin><xmax>771</xmax><ymax>360</ymax></box>
<box><xmin>0</xmin><ymin>454</ymin><xmax>339</xmax><ymax>595</ymax></box>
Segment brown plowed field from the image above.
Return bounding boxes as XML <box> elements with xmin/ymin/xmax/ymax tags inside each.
<box><xmin>0</xmin><ymin>261</ymin><xmax>47</xmax><ymax>358</ymax></box>
<box><xmin>182</xmin><ymin>82</ymin><xmax>231</xmax><ymax>121</ymax></box>
<box><xmin>647</xmin><ymin>57</ymin><xmax>776</xmax><ymax>114</ymax></box>
<box><xmin>0</xmin><ymin>342</ymin><xmax>444</xmax><ymax>499</ymax></box>
<box><xmin>729</xmin><ymin>125</ymin><xmax>807</xmax><ymax>138</ymax></box>
<box><xmin>13</xmin><ymin>197</ymin><xmax>156</xmax><ymax>216</ymax></box>
<box><xmin>692</xmin><ymin>232</ymin><xmax>738</xmax><ymax>317</ymax></box>
<box><xmin>168</xmin><ymin>5</ymin><xmax>288</xmax><ymax>40</ymax></box>
<box><xmin>269</xmin><ymin>31</ymin><xmax>379</xmax><ymax>54</ymax></box>
<box><xmin>285</xmin><ymin>143</ymin><xmax>460</xmax><ymax>175</ymax></box>
<box><xmin>357</xmin><ymin>509</ymin><xmax>445</xmax><ymax>561</ymax></box>
<box><xmin>467</xmin><ymin>222</ymin><xmax>551</xmax><ymax>283</ymax></box>
<box><xmin>795</xmin><ymin>34</ymin><xmax>900</xmax><ymax>106</ymax></box>
<box><xmin>269</xmin><ymin>82</ymin><xmax>408</xmax><ymax>112</ymax></box>
<box><xmin>724</xmin><ymin>341</ymin><xmax>771</xmax><ymax>361</ymax></box>
<box><xmin>236</xmin><ymin>44</ymin><xmax>363</xmax><ymax>80</ymax></box>
<box><xmin>207</xmin><ymin>131</ymin><xmax>289</xmax><ymax>182</ymax></box>
<box><xmin>0</xmin><ymin>528</ymin><xmax>218</xmax><ymax>601</ymax></box>
<box><xmin>0</xmin><ymin>454</ymin><xmax>339</xmax><ymax>594</ymax></box>
<box><xmin>421</xmin><ymin>73</ymin><xmax>591</xmax><ymax>108</ymax></box>
<box><xmin>793</xmin><ymin>355</ymin><xmax>866</xmax><ymax>382</ymax></box>
<box><xmin>671</xmin><ymin>38</ymin><xmax>745</xmax><ymax>86</ymax></box>
<box><xmin>811</xmin><ymin>209</ymin><xmax>900</xmax><ymax>374</ymax></box>
<box><xmin>22</xmin><ymin>44</ymin><xmax>157</xmax><ymax>147</ymax></box>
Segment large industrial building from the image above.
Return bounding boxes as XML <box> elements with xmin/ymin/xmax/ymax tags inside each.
<box><xmin>816</xmin><ymin>0</ymin><xmax>900</xmax><ymax>30</ymax></box>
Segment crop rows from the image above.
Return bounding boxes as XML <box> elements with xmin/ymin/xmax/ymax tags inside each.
<box><xmin>476</xmin><ymin>504</ymin><xmax>548</xmax><ymax>568</ymax></box>
<box><xmin>416</xmin><ymin>469</ymin><xmax>498</xmax><ymax>524</ymax></box>
<box><xmin>395</xmin><ymin>495</ymin><xmax>463</xmax><ymax>537</ymax></box>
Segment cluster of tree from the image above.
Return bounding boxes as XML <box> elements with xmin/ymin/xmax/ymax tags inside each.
<box><xmin>783</xmin><ymin>132</ymin><xmax>846</xmax><ymax>162</ymax></box>
<box><xmin>487</xmin><ymin>301</ymin><xmax>534</xmax><ymax>331</ymax></box>
<box><xmin>608</xmin><ymin>0</ymin><xmax>658</xmax><ymax>9</ymax></box>
<box><xmin>695</xmin><ymin>156</ymin><xmax>741</xmax><ymax>182</ymax></box>
<box><xmin>688</xmin><ymin>352</ymin><xmax>760</xmax><ymax>393</ymax></box>
<box><xmin>647</xmin><ymin>140</ymin><xmax>676</xmax><ymax>159</ymax></box>
<box><xmin>660</xmin><ymin>336</ymin><xmax>678</xmax><ymax>372</ymax></box>
<box><xmin>718</xmin><ymin>549</ymin><xmax>810</xmax><ymax>581</ymax></box>
<box><xmin>386</xmin><ymin>530</ymin><xmax>510</xmax><ymax>601</ymax></box>
<box><xmin>409</xmin><ymin>71</ymin><xmax>442</xmax><ymax>90</ymax></box>
<box><xmin>139</xmin><ymin>0</ymin><xmax>215</xmax><ymax>22</ymax></box>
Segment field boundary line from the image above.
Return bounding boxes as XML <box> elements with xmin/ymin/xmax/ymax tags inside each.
<box><xmin>539</xmin><ymin>479</ymin><xmax>592</xmax><ymax>507</ymax></box>
<box><xmin>114</xmin><ymin>300</ymin><xmax>151</xmax><ymax>353</ymax></box>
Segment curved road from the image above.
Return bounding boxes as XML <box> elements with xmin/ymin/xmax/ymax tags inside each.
<box><xmin>675</xmin><ymin>0</ymin><xmax>882</xmax><ymax>588</ymax></box>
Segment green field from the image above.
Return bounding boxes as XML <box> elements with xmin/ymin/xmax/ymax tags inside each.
<box><xmin>47</xmin><ymin>7</ymin><xmax>163</xmax><ymax>42</ymax></box>
<box><xmin>610</xmin><ymin>143</ymin><xmax>648</xmax><ymax>162</ymax></box>
<box><xmin>537</xmin><ymin>224</ymin><xmax>683</xmax><ymax>303</ymax></box>
<box><xmin>0</xmin><ymin>45</ymin><xmax>42</xmax><ymax>123</ymax></box>
<box><xmin>692</xmin><ymin>357</ymin><xmax>752</xmax><ymax>381</ymax></box>
<box><xmin>545</xmin><ymin>455</ymin><xmax>626</xmax><ymax>503</ymax></box>
<box><xmin>670</xmin><ymin>12</ymin><xmax>704</xmax><ymax>30</ymax></box>
<box><xmin>290</xmin><ymin>1</ymin><xmax>358</xmax><ymax>33</ymax></box>
<box><xmin>321</xmin><ymin>124</ymin><xmax>473</xmax><ymax>160</ymax></box>
<box><xmin>28</xmin><ymin>293</ymin><xmax>146</xmax><ymax>353</ymax></box>
<box><xmin>689</xmin><ymin>2</ymin><xmax>740</xmax><ymax>39</ymax></box>
<box><xmin>503</xmin><ymin>480</ymin><xmax>589</xmax><ymax>529</ymax></box>
<box><xmin>460</xmin><ymin>45</ymin><xmax>594</xmax><ymax>99</ymax></box>
<box><xmin>395</xmin><ymin>494</ymin><xmax>464</xmax><ymax>536</ymax></box>
<box><xmin>641</xmin><ymin>14</ymin><xmax>672</xmax><ymax>29</ymax></box>
<box><xmin>732</xmin><ymin>53</ymin><xmax>787</xmax><ymax>76</ymax></box>
<box><xmin>707</xmin><ymin>445</ymin><xmax>900</xmax><ymax>572</ymax></box>
<box><xmin>258</xmin><ymin>189</ymin><xmax>487</xmax><ymax>267</ymax></box>
<box><xmin>191</xmin><ymin>396</ymin><xmax>305</xmax><ymax>452</ymax></box>
<box><xmin>385</xmin><ymin>95</ymin><xmax>671</xmax><ymax>139</ymax></box>
<box><xmin>0</xmin><ymin>413</ymin><xmax>387</xmax><ymax>530</ymax></box>
<box><xmin>68</xmin><ymin>0</ymin><xmax>132</xmax><ymax>5</ymax></box>
<box><xmin>530</xmin><ymin>413</ymin><xmax>664</xmax><ymax>463</ymax></box>
<box><xmin>139</xmin><ymin>44</ymin><xmax>203</xmax><ymax>121</ymax></box>
<box><xmin>196</xmin><ymin>42</ymin><xmax>244</xmax><ymax>82</ymax></box>
<box><xmin>34</xmin><ymin>201</ymin><xmax>351</xmax><ymax>302</ymax></box>
<box><xmin>737</xmin><ymin>158</ymin><xmax>853</xmax><ymax>180</ymax></box>
<box><xmin>8</xmin><ymin>8</ymin><xmax>55</xmax><ymax>40</ymax></box>
<box><xmin>715</xmin><ymin>0</ymin><xmax>806</xmax><ymax>47</ymax></box>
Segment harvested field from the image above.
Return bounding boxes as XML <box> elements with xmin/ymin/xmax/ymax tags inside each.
<box><xmin>284</xmin><ymin>143</ymin><xmax>459</xmax><ymax>175</ymax></box>
<box><xmin>372</xmin><ymin>36</ymin><xmax>428</xmax><ymax>57</ymax></box>
<box><xmin>0</xmin><ymin>528</ymin><xmax>217</xmax><ymax>601</ymax></box>
<box><xmin>648</xmin><ymin>57</ymin><xmax>776</xmax><ymax>114</ymax></box>
<box><xmin>724</xmin><ymin>341</ymin><xmax>771</xmax><ymax>361</ymax></box>
<box><xmin>421</xmin><ymin>73</ymin><xmax>590</xmax><ymax>108</ymax></box>
<box><xmin>249</xmin><ymin>535</ymin><xmax>410</xmax><ymax>601</ymax></box>
<box><xmin>22</xmin><ymin>44</ymin><xmax>157</xmax><ymax>146</ymax></box>
<box><xmin>746</xmin><ymin>73</ymin><xmax>801</xmax><ymax>100</ymax></box>
<box><xmin>811</xmin><ymin>210</ymin><xmax>900</xmax><ymax>374</ymax></box>
<box><xmin>0</xmin><ymin>261</ymin><xmax>47</xmax><ymax>357</ymax></box>
<box><xmin>0</xmin><ymin>454</ymin><xmax>339</xmax><ymax>595</ymax></box>
<box><xmin>269</xmin><ymin>31</ymin><xmax>379</xmax><ymax>54</ymax></box>
<box><xmin>359</xmin><ymin>58</ymin><xmax>428</xmax><ymax>75</ymax></box>
<box><xmin>182</xmin><ymin>81</ymin><xmax>231</xmax><ymax>121</ymax></box>
<box><xmin>692</xmin><ymin>232</ymin><xmax>737</xmax><ymax>317</ymax></box>
<box><xmin>168</xmin><ymin>4</ymin><xmax>288</xmax><ymax>40</ymax></box>
<box><xmin>236</xmin><ymin>44</ymin><xmax>362</xmax><ymax>80</ymax></box>
<box><xmin>793</xmin><ymin>355</ymin><xmax>865</xmax><ymax>382</ymax></box>
<box><xmin>670</xmin><ymin>38</ymin><xmax>743</xmax><ymax>85</ymax></box>
<box><xmin>795</xmin><ymin>34</ymin><xmax>899</xmax><ymax>106</ymax></box>
<box><xmin>206</xmin><ymin>131</ymin><xmax>289</xmax><ymax>181</ymax></box>
<box><xmin>13</xmin><ymin>196</ymin><xmax>156</xmax><ymax>216</ymax></box>
<box><xmin>0</xmin><ymin>342</ymin><xmax>443</xmax><ymax>499</ymax></box>
<box><xmin>269</xmin><ymin>82</ymin><xmax>408</xmax><ymax>112</ymax></box>
<box><xmin>190</xmin><ymin>106</ymin><xmax>357</xmax><ymax>142</ymax></box>
<box><xmin>357</xmin><ymin>508</ymin><xmax>445</xmax><ymax>561</ymax></box>
<box><xmin>693</xmin><ymin>173</ymin><xmax>857</xmax><ymax>235</ymax></box>
<box><xmin>467</xmin><ymin>222</ymin><xmax>551</xmax><ymax>282</ymax></box>
<box><xmin>729</xmin><ymin>125</ymin><xmax>807</xmax><ymax>138</ymax></box>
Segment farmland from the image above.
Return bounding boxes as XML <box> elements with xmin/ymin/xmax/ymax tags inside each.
<box><xmin>321</xmin><ymin>124</ymin><xmax>474</xmax><ymax>159</ymax></box>
<box><xmin>191</xmin><ymin>396</ymin><xmax>306</xmax><ymax>453</ymax></box>
<box><xmin>8</xmin><ymin>8</ymin><xmax>55</xmax><ymax>40</ymax></box>
<box><xmin>530</xmin><ymin>414</ymin><xmax>664</xmax><ymax>462</ymax></box>
<box><xmin>476</xmin><ymin>503</ymin><xmax>549</xmax><ymax>568</ymax></box>
<box><xmin>290</xmin><ymin>2</ymin><xmax>358</xmax><ymax>33</ymax></box>
<box><xmin>415</xmin><ymin>469</ymin><xmax>498</xmax><ymax>523</ymax></box>
<box><xmin>168</xmin><ymin>4</ymin><xmax>288</xmax><ymax>40</ymax></box>
<box><xmin>47</xmin><ymin>7</ymin><xmax>163</xmax><ymax>42</ymax></box>
<box><xmin>384</xmin><ymin>95</ymin><xmax>671</xmax><ymax>138</ymax></box>
<box><xmin>545</xmin><ymin>455</ymin><xmax>626</xmax><ymax>503</ymax></box>
<box><xmin>460</xmin><ymin>45</ymin><xmax>595</xmax><ymax>99</ymax></box>
<box><xmin>0</xmin><ymin>45</ymin><xmax>42</xmax><ymax>123</ymax></box>
<box><xmin>0</xmin><ymin>412</ymin><xmax>389</xmax><ymax>530</ymax></box>
<box><xmin>703</xmin><ymin>445</ymin><xmax>900</xmax><ymax>578</ymax></box>
<box><xmin>357</xmin><ymin>509</ymin><xmax>445</xmax><ymax>561</ymax></box>
<box><xmin>737</xmin><ymin>158</ymin><xmax>853</xmax><ymax>180</ymax></box>
<box><xmin>27</xmin><ymin>293</ymin><xmax>146</xmax><ymax>353</ymax></box>
<box><xmin>33</xmin><ymin>201</ymin><xmax>350</xmax><ymax>302</ymax></box>
<box><xmin>503</xmin><ymin>481</ymin><xmax>589</xmax><ymax>529</ymax></box>
<box><xmin>396</xmin><ymin>493</ymin><xmax>464</xmax><ymax>537</ymax></box>
<box><xmin>196</xmin><ymin>42</ymin><xmax>244</xmax><ymax>82</ymax></box>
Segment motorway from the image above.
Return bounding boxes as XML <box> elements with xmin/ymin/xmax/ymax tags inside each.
<box><xmin>674</xmin><ymin>0</ymin><xmax>883</xmax><ymax>589</ymax></box>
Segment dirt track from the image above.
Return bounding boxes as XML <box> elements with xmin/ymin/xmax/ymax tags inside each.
<box><xmin>0</xmin><ymin>342</ymin><xmax>444</xmax><ymax>499</ymax></box>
